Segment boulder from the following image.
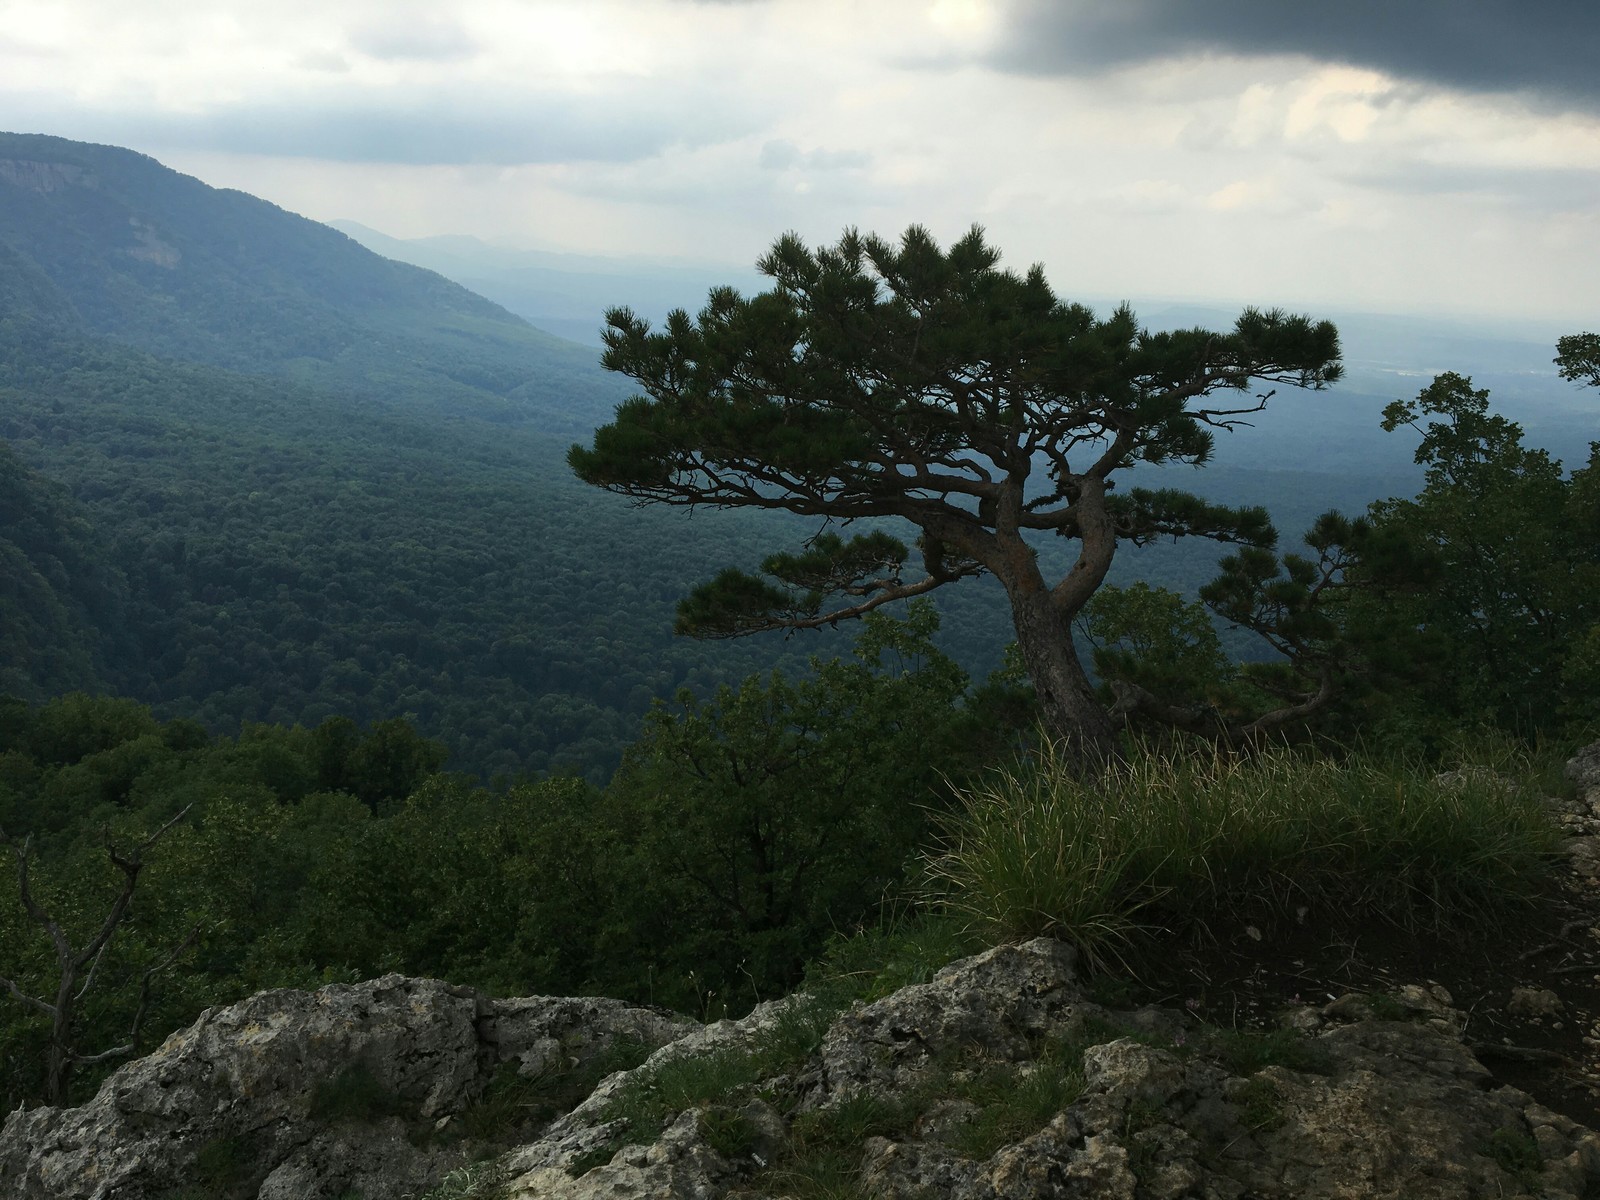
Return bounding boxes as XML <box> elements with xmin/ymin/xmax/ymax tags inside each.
<box><xmin>1568</xmin><ymin>740</ymin><xmax>1600</xmax><ymax>807</ymax></box>
<box><xmin>0</xmin><ymin>974</ymin><xmax>693</xmax><ymax>1200</ymax></box>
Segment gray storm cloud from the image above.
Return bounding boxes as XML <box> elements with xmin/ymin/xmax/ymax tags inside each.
<box><xmin>996</xmin><ymin>0</ymin><xmax>1600</xmax><ymax>111</ymax></box>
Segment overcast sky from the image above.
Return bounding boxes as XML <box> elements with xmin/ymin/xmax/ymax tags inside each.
<box><xmin>3</xmin><ymin>0</ymin><xmax>1597</xmax><ymax>321</ymax></box>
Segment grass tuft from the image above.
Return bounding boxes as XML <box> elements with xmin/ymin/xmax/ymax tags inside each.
<box><xmin>417</xmin><ymin>1160</ymin><xmax>507</xmax><ymax>1200</ymax></box>
<box><xmin>1210</xmin><ymin>1027</ymin><xmax>1333</xmax><ymax>1077</ymax></box>
<box><xmin>804</xmin><ymin>910</ymin><xmax>981</xmax><ymax>1007</ymax></box>
<box><xmin>925</xmin><ymin>740</ymin><xmax>1560</xmax><ymax>962</ymax></box>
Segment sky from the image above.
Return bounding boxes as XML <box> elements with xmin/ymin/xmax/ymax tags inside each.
<box><xmin>2</xmin><ymin>0</ymin><xmax>1597</xmax><ymax>322</ymax></box>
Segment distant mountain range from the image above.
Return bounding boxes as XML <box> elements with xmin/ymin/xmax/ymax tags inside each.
<box><xmin>0</xmin><ymin>132</ymin><xmax>622</xmax><ymax>436</ymax></box>
<box><xmin>332</xmin><ymin>219</ymin><xmax>1594</xmax><ymax>474</ymax></box>
<box><xmin>327</xmin><ymin>218</ymin><xmax>764</xmax><ymax>351</ymax></box>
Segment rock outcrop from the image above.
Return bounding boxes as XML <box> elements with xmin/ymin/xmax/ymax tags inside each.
<box><xmin>8</xmin><ymin>744</ymin><xmax>1600</xmax><ymax>1199</ymax></box>
<box><xmin>0</xmin><ymin>975</ymin><xmax>692</xmax><ymax>1200</ymax></box>
<box><xmin>6</xmin><ymin>946</ymin><xmax>1600</xmax><ymax>1200</ymax></box>
<box><xmin>489</xmin><ymin>940</ymin><xmax>1600</xmax><ymax>1200</ymax></box>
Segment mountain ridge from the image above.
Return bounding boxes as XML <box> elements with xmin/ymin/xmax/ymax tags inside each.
<box><xmin>0</xmin><ymin>132</ymin><xmax>845</xmax><ymax>777</ymax></box>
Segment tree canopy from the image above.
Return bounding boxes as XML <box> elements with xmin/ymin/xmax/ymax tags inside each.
<box><xmin>572</xmin><ymin>225</ymin><xmax>1342</xmax><ymax>762</ymax></box>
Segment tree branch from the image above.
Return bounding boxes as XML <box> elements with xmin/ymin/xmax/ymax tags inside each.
<box><xmin>689</xmin><ymin>568</ymin><xmax>980</xmax><ymax>638</ymax></box>
<box><xmin>75</xmin><ymin>921</ymin><xmax>203</xmax><ymax>1067</ymax></box>
<box><xmin>0</xmin><ymin>973</ymin><xmax>54</xmax><ymax>1018</ymax></box>
<box><xmin>1108</xmin><ymin>668</ymin><xmax>1336</xmax><ymax>746</ymax></box>
<box><xmin>79</xmin><ymin>805</ymin><xmax>192</xmax><ymax>971</ymax></box>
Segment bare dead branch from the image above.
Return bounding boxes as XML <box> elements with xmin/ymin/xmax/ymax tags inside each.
<box><xmin>75</xmin><ymin>921</ymin><xmax>203</xmax><ymax>1067</ymax></box>
<box><xmin>81</xmin><ymin>805</ymin><xmax>193</xmax><ymax>971</ymax></box>
<box><xmin>2</xmin><ymin>806</ymin><xmax>195</xmax><ymax>1103</ymax></box>
<box><xmin>0</xmin><ymin>974</ymin><xmax>53</xmax><ymax>1018</ymax></box>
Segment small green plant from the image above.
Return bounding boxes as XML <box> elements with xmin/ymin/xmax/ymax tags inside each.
<box><xmin>1234</xmin><ymin>1076</ymin><xmax>1286</xmax><ymax>1133</ymax></box>
<box><xmin>195</xmin><ymin>1134</ymin><xmax>250</xmax><ymax>1186</ymax></box>
<box><xmin>1074</xmin><ymin>1015</ymin><xmax>1177</xmax><ymax>1055</ymax></box>
<box><xmin>790</xmin><ymin>1091</ymin><xmax>916</xmax><ymax>1148</ymax></box>
<box><xmin>949</xmin><ymin>1060</ymin><xmax>1086</xmax><ymax>1160</ymax></box>
<box><xmin>1121</xmin><ymin>1096</ymin><xmax>1167</xmax><ymax>1181</ymax></box>
<box><xmin>769</xmin><ymin>1091</ymin><xmax>923</xmax><ymax>1199</ymax></box>
<box><xmin>566</xmin><ymin>1141</ymin><xmax>619</xmax><ymax>1178</ymax></box>
<box><xmin>698</xmin><ymin>1106</ymin><xmax>759</xmax><ymax>1159</ymax></box>
<box><xmin>418</xmin><ymin>1159</ymin><xmax>508</xmax><ymax>1200</ymax></box>
<box><xmin>455</xmin><ymin>1063</ymin><xmax>546</xmax><ymax>1143</ymax></box>
<box><xmin>757</xmin><ymin>1152</ymin><xmax>873</xmax><ymax>1200</ymax></box>
<box><xmin>309</xmin><ymin>1060</ymin><xmax>412</xmax><ymax>1124</ymax></box>
<box><xmin>575</xmin><ymin>995</ymin><xmax>842</xmax><ymax>1175</ymax></box>
<box><xmin>1359</xmin><ymin>992</ymin><xmax>1414</xmax><ymax>1022</ymax></box>
<box><xmin>1482</xmin><ymin>1124</ymin><xmax>1542</xmax><ymax>1187</ymax></box>
<box><xmin>1209</xmin><ymin>1027</ymin><xmax>1333</xmax><ymax>1077</ymax></box>
<box><xmin>159</xmin><ymin>1133</ymin><xmax>253</xmax><ymax>1200</ymax></box>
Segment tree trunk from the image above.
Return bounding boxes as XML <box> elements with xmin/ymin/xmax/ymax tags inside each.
<box><xmin>1004</xmin><ymin>577</ymin><xmax>1119</xmax><ymax>771</ymax></box>
<box><xmin>46</xmin><ymin>978</ymin><xmax>74</xmax><ymax>1105</ymax></box>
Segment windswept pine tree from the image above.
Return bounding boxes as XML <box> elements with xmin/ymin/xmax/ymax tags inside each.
<box><xmin>572</xmin><ymin>226</ymin><xmax>1343</xmax><ymax>764</ymax></box>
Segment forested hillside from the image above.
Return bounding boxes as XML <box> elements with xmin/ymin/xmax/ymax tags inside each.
<box><xmin>0</xmin><ymin>132</ymin><xmax>1420</xmax><ymax>778</ymax></box>
<box><xmin>0</xmin><ymin>134</ymin><xmax>858</xmax><ymax>777</ymax></box>
<box><xmin>0</xmin><ymin>133</ymin><xmax>617</xmax><ymax>434</ymax></box>
<box><xmin>0</xmin><ymin>440</ymin><xmax>128</xmax><ymax>699</ymax></box>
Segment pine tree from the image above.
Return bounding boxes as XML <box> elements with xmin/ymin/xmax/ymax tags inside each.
<box><xmin>571</xmin><ymin>226</ymin><xmax>1342</xmax><ymax>766</ymax></box>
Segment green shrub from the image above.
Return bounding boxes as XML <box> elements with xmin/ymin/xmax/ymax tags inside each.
<box><xmin>1234</xmin><ymin>1076</ymin><xmax>1286</xmax><ymax>1133</ymax></box>
<box><xmin>1482</xmin><ymin>1124</ymin><xmax>1543</xmax><ymax>1187</ymax></box>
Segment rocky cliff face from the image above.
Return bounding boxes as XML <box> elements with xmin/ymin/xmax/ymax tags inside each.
<box><xmin>6</xmin><ymin>749</ymin><xmax>1600</xmax><ymax>1200</ymax></box>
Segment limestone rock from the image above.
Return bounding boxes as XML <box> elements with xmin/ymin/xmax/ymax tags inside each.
<box><xmin>1507</xmin><ymin>986</ymin><xmax>1565</xmax><ymax>1019</ymax></box>
<box><xmin>496</xmin><ymin>992</ymin><xmax>818</xmax><ymax>1194</ymax></box>
<box><xmin>6</xmin><ymin>937</ymin><xmax>1600</xmax><ymax>1200</ymax></box>
<box><xmin>0</xmin><ymin>975</ymin><xmax>693</xmax><ymax>1200</ymax></box>
<box><xmin>807</xmin><ymin>937</ymin><xmax>1090</xmax><ymax>1103</ymax></box>
<box><xmin>1567</xmin><ymin>739</ymin><xmax>1600</xmax><ymax>804</ymax></box>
